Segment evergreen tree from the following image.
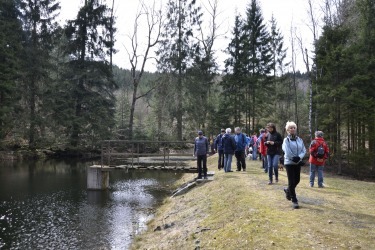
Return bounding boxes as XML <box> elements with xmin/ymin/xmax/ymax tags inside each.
<box><xmin>156</xmin><ymin>0</ymin><xmax>202</xmax><ymax>140</ymax></box>
<box><xmin>19</xmin><ymin>0</ymin><xmax>60</xmax><ymax>149</ymax></box>
<box><xmin>62</xmin><ymin>0</ymin><xmax>117</xmax><ymax>147</ymax></box>
<box><xmin>242</xmin><ymin>0</ymin><xmax>273</xmax><ymax>132</ymax></box>
<box><xmin>222</xmin><ymin>14</ymin><xmax>246</xmax><ymax>126</ymax></box>
<box><xmin>315</xmin><ymin>0</ymin><xmax>375</xmax><ymax>176</ymax></box>
<box><xmin>0</xmin><ymin>0</ymin><xmax>23</xmax><ymax>141</ymax></box>
<box><xmin>269</xmin><ymin>15</ymin><xmax>289</xmax><ymax>127</ymax></box>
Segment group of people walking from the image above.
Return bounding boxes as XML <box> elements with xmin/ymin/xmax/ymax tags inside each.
<box><xmin>194</xmin><ymin>121</ymin><xmax>330</xmax><ymax>209</ymax></box>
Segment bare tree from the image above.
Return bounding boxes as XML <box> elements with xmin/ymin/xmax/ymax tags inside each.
<box><xmin>197</xmin><ymin>0</ymin><xmax>223</xmax><ymax>58</ymax></box>
<box><xmin>290</xmin><ymin>25</ymin><xmax>299</xmax><ymax>127</ymax></box>
<box><xmin>125</xmin><ymin>0</ymin><xmax>162</xmax><ymax>139</ymax></box>
<box><xmin>297</xmin><ymin>0</ymin><xmax>321</xmax><ymax>139</ymax></box>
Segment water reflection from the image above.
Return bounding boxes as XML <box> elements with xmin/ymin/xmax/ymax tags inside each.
<box><xmin>0</xmin><ymin>160</ymin><xmax>182</xmax><ymax>249</ymax></box>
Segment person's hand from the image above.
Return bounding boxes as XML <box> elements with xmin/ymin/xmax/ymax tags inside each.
<box><xmin>292</xmin><ymin>156</ymin><xmax>300</xmax><ymax>163</ymax></box>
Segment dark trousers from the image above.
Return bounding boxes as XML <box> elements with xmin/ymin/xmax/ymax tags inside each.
<box><xmin>218</xmin><ymin>150</ymin><xmax>224</xmax><ymax>169</ymax></box>
<box><xmin>285</xmin><ymin>164</ymin><xmax>301</xmax><ymax>202</ymax></box>
<box><xmin>197</xmin><ymin>155</ymin><xmax>207</xmax><ymax>177</ymax></box>
<box><xmin>235</xmin><ymin>150</ymin><xmax>246</xmax><ymax>171</ymax></box>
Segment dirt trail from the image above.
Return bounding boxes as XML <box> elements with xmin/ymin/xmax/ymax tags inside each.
<box><xmin>132</xmin><ymin>155</ymin><xmax>375</xmax><ymax>249</ymax></box>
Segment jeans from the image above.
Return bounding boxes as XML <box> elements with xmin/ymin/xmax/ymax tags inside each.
<box><xmin>235</xmin><ymin>150</ymin><xmax>246</xmax><ymax>171</ymax></box>
<box><xmin>252</xmin><ymin>146</ymin><xmax>257</xmax><ymax>160</ymax></box>
<box><xmin>310</xmin><ymin>164</ymin><xmax>324</xmax><ymax>187</ymax></box>
<box><xmin>262</xmin><ymin>155</ymin><xmax>268</xmax><ymax>172</ymax></box>
<box><xmin>197</xmin><ymin>155</ymin><xmax>207</xmax><ymax>178</ymax></box>
<box><xmin>224</xmin><ymin>154</ymin><xmax>233</xmax><ymax>172</ymax></box>
<box><xmin>218</xmin><ymin>150</ymin><xmax>224</xmax><ymax>170</ymax></box>
<box><xmin>285</xmin><ymin>164</ymin><xmax>301</xmax><ymax>202</ymax></box>
<box><xmin>267</xmin><ymin>154</ymin><xmax>279</xmax><ymax>182</ymax></box>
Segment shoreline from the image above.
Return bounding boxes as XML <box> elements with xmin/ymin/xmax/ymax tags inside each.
<box><xmin>131</xmin><ymin>155</ymin><xmax>375</xmax><ymax>249</ymax></box>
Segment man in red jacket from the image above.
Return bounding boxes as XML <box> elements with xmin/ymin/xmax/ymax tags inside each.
<box><xmin>309</xmin><ymin>131</ymin><xmax>330</xmax><ymax>187</ymax></box>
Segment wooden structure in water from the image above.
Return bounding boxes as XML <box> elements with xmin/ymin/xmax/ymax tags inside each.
<box><xmin>87</xmin><ymin>140</ymin><xmax>199</xmax><ymax>190</ymax></box>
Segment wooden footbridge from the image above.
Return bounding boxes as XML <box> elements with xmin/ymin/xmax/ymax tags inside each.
<box><xmin>87</xmin><ymin>140</ymin><xmax>199</xmax><ymax>190</ymax></box>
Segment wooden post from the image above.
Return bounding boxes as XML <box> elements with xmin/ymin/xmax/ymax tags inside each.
<box><xmin>137</xmin><ymin>142</ymin><xmax>140</xmax><ymax>167</ymax></box>
<box><xmin>101</xmin><ymin>141</ymin><xmax>104</xmax><ymax>167</ymax></box>
<box><xmin>107</xmin><ymin>141</ymin><xmax>111</xmax><ymax>166</ymax></box>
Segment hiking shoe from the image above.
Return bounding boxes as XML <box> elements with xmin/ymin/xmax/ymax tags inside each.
<box><xmin>284</xmin><ymin>188</ymin><xmax>291</xmax><ymax>201</ymax></box>
<box><xmin>268</xmin><ymin>181</ymin><xmax>273</xmax><ymax>185</ymax></box>
<box><xmin>243</xmin><ymin>169</ymin><xmax>246</xmax><ymax>171</ymax></box>
<box><xmin>292</xmin><ymin>202</ymin><xmax>299</xmax><ymax>209</ymax></box>
<box><xmin>275</xmin><ymin>179</ymin><xmax>279</xmax><ymax>183</ymax></box>
<box><xmin>318</xmin><ymin>184</ymin><xmax>325</xmax><ymax>188</ymax></box>
<box><xmin>197</xmin><ymin>176</ymin><xmax>202</xmax><ymax>179</ymax></box>
<box><xmin>203</xmin><ymin>176</ymin><xmax>208</xmax><ymax>180</ymax></box>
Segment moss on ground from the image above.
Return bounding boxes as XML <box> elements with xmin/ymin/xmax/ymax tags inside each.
<box><xmin>132</xmin><ymin>155</ymin><xmax>375</xmax><ymax>249</ymax></box>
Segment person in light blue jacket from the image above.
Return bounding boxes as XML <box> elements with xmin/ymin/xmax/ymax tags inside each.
<box><xmin>282</xmin><ymin>121</ymin><xmax>306</xmax><ymax>209</ymax></box>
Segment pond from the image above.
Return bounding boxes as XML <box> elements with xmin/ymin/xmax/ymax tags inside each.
<box><xmin>0</xmin><ymin>159</ymin><xmax>182</xmax><ymax>249</ymax></box>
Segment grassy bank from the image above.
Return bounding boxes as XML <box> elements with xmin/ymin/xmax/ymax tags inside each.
<box><xmin>132</xmin><ymin>155</ymin><xmax>375</xmax><ymax>249</ymax></box>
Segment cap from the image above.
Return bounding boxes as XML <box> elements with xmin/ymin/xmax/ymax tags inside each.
<box><xmin>198</xmin><ymin>131</ymin><xmax>203</xmax><ymax>135</ymax></box>
<box><xmin>315</xmin><ymin>131</ymin><xmax>324</xmax><ymax>138</ymax></box>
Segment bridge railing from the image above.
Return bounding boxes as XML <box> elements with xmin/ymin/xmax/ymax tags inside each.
<box><xmin>100</xmin><ymin>140</ymin><xmax>195</xmax><ymax>168</ymax></box>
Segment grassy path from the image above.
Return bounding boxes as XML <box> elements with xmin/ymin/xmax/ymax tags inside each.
<box><xmin>132</xmin><ymin>155</ymin><xmax>375</xmax><ymax>249</ymax></box>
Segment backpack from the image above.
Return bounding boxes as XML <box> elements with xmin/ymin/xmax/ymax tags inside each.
<box><xmin>315</xmin><ymin>142</ymin><xmax>325</xmax><ymax>159</ymax></box>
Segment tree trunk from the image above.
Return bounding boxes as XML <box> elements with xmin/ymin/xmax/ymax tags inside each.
<box><xmin>29</xmin><ymin>79</ymin><xmax>36</xmax><ymax>149</ymax></box>
<box><xmin>128</xmin><ymin>80</ymin><xmax>138</xmax><ymax>140</ymax></box>
<box><xmin>71</xmin><ymin>0</ymin><xmax>88</xmax><ymax>147</ymax></box>
<box><xmin>176</xmin><ymin>0</ymin><xmax>183</xmax><ymax>141</ymax></box>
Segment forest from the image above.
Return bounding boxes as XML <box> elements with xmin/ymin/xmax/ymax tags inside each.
<box><xmin>0</xmin><ymin>0</ymin><xmax>374</xmax><ymax>178</ymax></box>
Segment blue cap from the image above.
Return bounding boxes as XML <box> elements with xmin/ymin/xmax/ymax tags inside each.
<box><xmin>198</xmin><ymin>131</ymin><xmax>203</xmax><ymax>135</ymax></box>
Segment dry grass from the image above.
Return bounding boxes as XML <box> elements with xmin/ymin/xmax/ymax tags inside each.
<box><xmin>131</xmin><ymin>155</ymin><xmax>375</xmax><ymax>250</ymax></box>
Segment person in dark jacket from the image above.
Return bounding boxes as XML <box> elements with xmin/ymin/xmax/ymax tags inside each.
<box><xmin>234</xmin><ymin>127</ymin><xmax>247</xmax><ymax>171</ymax></box>
<box><xmin>265</xmin><ymin>123</ymin><xmax>283</xmax><ymax>184</ymax></box>
<box><xmin>222</xmin><ymin>128</ymin><xmax>236</xmax><ymax>172</ymax></box>
<box><xmin>194</xmin><ymin>131</ymin><xmax>209</xmax><ymax>179</ymax></box>
<box><xmin>214</xmin><ymin>128</ymin><xmax>226</xmax><ymax>170</ymax></box>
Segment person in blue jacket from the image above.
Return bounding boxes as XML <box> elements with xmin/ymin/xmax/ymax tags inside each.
<box><xmin>214</xmin><ymin>128</ymin><xmax>226</xmax><ymax>170</ymax></box>
<box><xmin>222</xmin><ymin>128</ymin><xmax>236</xmax><ymax>172</ymax></box>
<box><xmin>234</xmin><ymin>127</ymin><xmax>247</xmax><ymax>171</ymax></box>
<box><xmin>194</xmin><ymin>131</ymin><xmax>209</xmax><ymax>179</ymax></box>
<box><xmin>282</xmin><ymin>121</ymin><xmax>306</xmax><ymax>209</ymax></box>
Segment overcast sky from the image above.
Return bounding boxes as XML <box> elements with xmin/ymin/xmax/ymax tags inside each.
<box><xmin>59</xmin><ymin>0</ymin><xmax>322</xmax><ymax>73</ymax></box>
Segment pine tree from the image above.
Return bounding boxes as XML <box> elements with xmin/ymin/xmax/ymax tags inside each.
<box><xmin>222</xmin><ymin>14</ymin><xmax>246</xmax><ymax>126</ymax></box>
<box><xmin>19</xmin><ymin>0</ymin><xmax>60</xmax><ymax>149</ymax></box>
<box><xmin>156</xmin><ymin>0</ymin><xmax>202</xmax><ymax>140</ymax></box>
<box><xmin>242</xmin><ymin>0</ymin><xmax>272</xmax><ymax>131</ymax></box>
<box><xmin>62</xmin><ymin>0</ymin><xmax>117</xmax><ymax>147</ymax></box>
<box><xmin>0</xmin><ymin>0</ymin><xmax>23</xmax><ymax>141</ymax></box>
<box><xmin>269</xmin><ymin>15</ymin><xmax>289</xmax><ymax>126</ymax></box>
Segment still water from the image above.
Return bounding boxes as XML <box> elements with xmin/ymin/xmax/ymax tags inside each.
<box><xmin>0</xmin><ymin>159</ymin><xmax>182</xmax><ymax>249</ymax></box>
